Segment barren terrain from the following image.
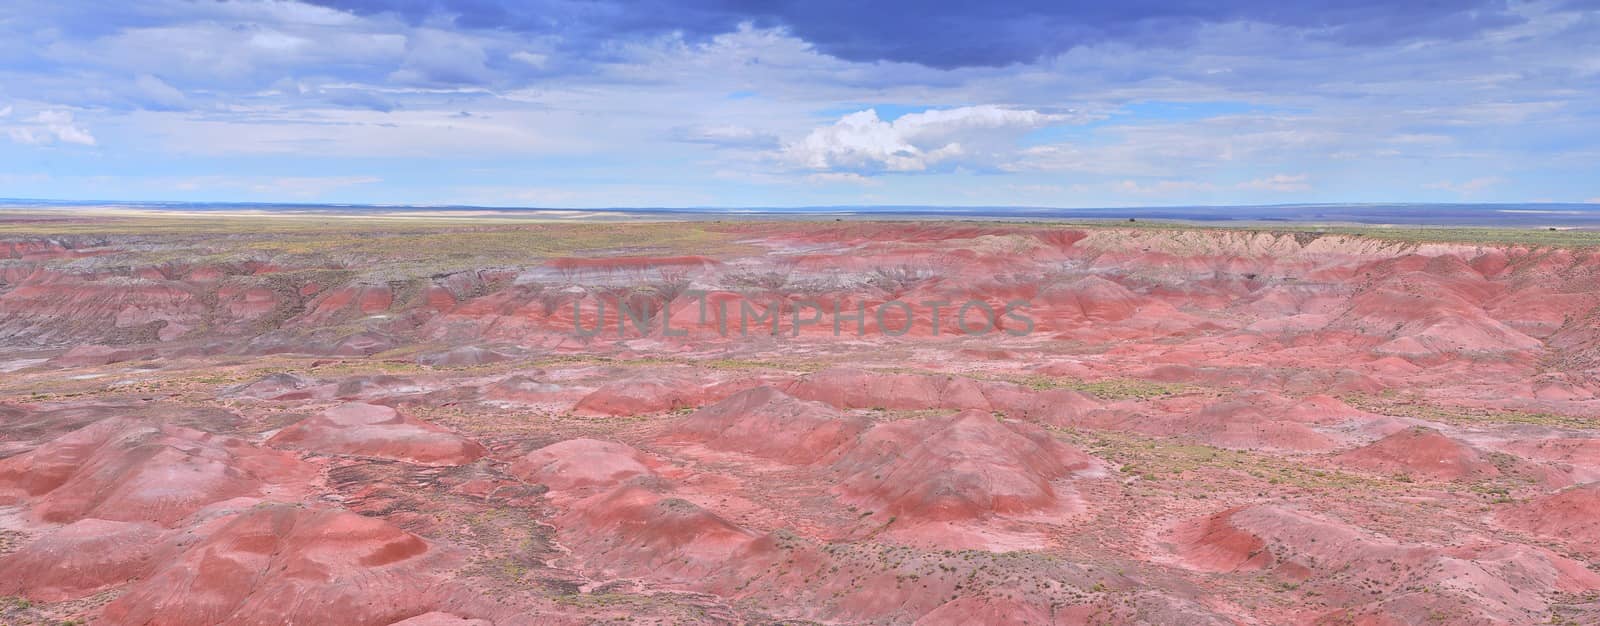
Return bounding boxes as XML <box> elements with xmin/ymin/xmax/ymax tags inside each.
<box><xmin>2</xmin><ymin>212</ymin><xmax>1599</xmax><ymax>625</ymax></box>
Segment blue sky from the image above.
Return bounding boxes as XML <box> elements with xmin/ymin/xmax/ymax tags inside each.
<box><xmin>1</xmin><ymin>0</ymin><xmax>1597</xmax><ymax>207</ymax></box>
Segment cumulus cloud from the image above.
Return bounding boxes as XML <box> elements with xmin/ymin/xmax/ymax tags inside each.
<box><xmin>1237</xmin><ymin>173</ymin><xmax>1312</xmax><ymax>192</ymax></box>
<box><xmin>5</xmin><ymin>110</ymin><xmax>96</xmax><ymax>146</ymax></box>
<box><xmin>783</xmin><ymin>106</ymin><xmax>1073</xmax><ymax>174</ymax></box>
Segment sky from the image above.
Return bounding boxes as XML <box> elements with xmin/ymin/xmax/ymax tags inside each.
<box><xmin>0</xmin><ymin>0</ymin><xmax>1597</xmax><ymax>208</ymax></box>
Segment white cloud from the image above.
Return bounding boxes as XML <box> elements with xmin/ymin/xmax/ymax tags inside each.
<box><xmin>5</xmin><ymin>129</ymin><xmax>39</xmax><ymax>144</ymax></box>
<box><xmin>0</xmin><ymin>1</ymin><xmax>1595</xmax><ymax>205</ymax></box>
<box><xmin>389</xmin><ymin>29</ymin><xmax>493</xmax><ymax>86</ymax></box>
<box><xmin>805</xmin><ymin>172</ymin><xmax>881</xmax><ymax>186</ymax></box>
<box><xmin>45</xmin><ymin>23</ymin><xmax>406</xmax><ymax>84</ymax></box>
<box><xmin>170</xmin><ymin>175</ymin><xmax>382</xmax><ymax>197</ymax></box>
<box><xmin>1237</xmin><ymin>173</ymin><xmax>1311</xmax><ymax>192</ymax></box>
<box><xmin>252</xmin><ymin>176</ymin><xmax>381</xmax><ymax>196</ymax></box>
<box><xmin>1011</xmin><ymin>115</ymin><xmax>1349</xmax><ymax>177</ymax></box>
<box><xmin>0</xmin><ymin>172</ymin><xmax>50</xmax><ymax>184</ymax></box>
<box><xmin>133</xmin><ymin>107</ymin><xmax>572</xmax><ymax>157</ymax></box>
<box><xmin>452</xmin><ymin>184</ymin><xmax>716</xmax><ymax>208</ymax></box>
<box><xmin>5</xmin><ymin>109</ymin><xmax>96</xmax><ymax>146</ymax></box>
<box><xmin>510</xmin><ymin>51</ymin><xmax>549</xmax><ymax>69</ymax></box>
<box><xmin>1585</xmin><ymin>197</ymin><xmax>1600</xmax><ymax>204</ymax></box>
<box><xmin>1007</xmin><ymin>183</ymin><xmax>1066</xmax><ymax>194</ymax></box>
<box><xmin>0</xmin><ymin>105</ymin><xmax>11</xmax><ymax>118</ymax></box>
<box><xmin>782</xmin><ymin>105</ymin><xmax>1075</xmax><ymax>174</ymax></box>
<box><xmin>671</xmin><ymin>124</ymin><xmax>778</xmax><ymax>149</ymax></box>
<box><xmin>1424</xmin><ymin>176</ymin><xmax>1506</xmax><ymax>196</ymax></box>
<box><xmin>1111</xmin><ymin>179</ymin><xmax>1217</xmax><ymax>196</ymax></box>
<box><xmin>134</xmin><ymin>74</ymin><xmax>186</xmax><ymax>110</ymax></box>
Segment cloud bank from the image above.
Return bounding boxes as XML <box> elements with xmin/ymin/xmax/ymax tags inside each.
<box><xmin>0</xmin><ymin>0</ymin><xmax>1594</xmax><ymax>206</ymax></box>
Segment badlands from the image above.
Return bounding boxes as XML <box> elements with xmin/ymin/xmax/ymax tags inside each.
<box><xmin>1</xmin><ymin>213</ymin><xmax>1599</xmax><ymax>624</ymax></box>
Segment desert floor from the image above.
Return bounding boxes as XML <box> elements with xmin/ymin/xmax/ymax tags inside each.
<box><xmin>2</xmin><ymin>213</ymin><xmax>1599</xmax><ymax>625</ymax></box>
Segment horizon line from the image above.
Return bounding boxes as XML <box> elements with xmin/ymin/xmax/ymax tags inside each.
<box><xmin>4</xmin><ymin>197</ymin><xmax>1600</xmax><ymax>213</ymax></box>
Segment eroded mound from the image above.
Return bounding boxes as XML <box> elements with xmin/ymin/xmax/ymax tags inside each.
<box><xmin>785</xmin><ymin>367</ymin><xmax>995</xmax><ymax>411</ymax></box>
<box><xmin>0</xmin><ymin>518</ymin><xmax>164</xmax><ymax>602</ymax></box>
<box><xmin>1498</xmin><ymin>483</ymin><xmax>1600</xmax><ymax>553</ymax></box>
<box><xmin>556</xmin><ymin>485</ymin><xmax>759</xmax><ymax>584</ymax></box>
<box><xmin>225</xmin><ymin>372</ymin><xmax>321</xmax><ymax>400</ymax></box>
<box><xmin>387</xmin><ymin>613</ymin><xmax>493</xmax><ymax>626</ymax></box>
<box><xmin>833</xmin><ymin>410</ymin><xmax>1097</xmax><ymax>522</ymax></box>
<box><xmin>509</xmin><ymin>438</ymin><xmax>659</xmax><ymax>491</ymax></box>
<box><xmin>102</xmin><ymin>504</ymin><xmax>449</xmax><ymax>626</ymax></box>
<box><xmin>571</xmin><ymin>378</ymin><xmax>701</xmax><ymax>416</ymax></box>
<box><xmin>1332</xmin><ymin>426</ymin><xmax>1501</xmax><ymax>480</ymax></box>
<box><xmin>0</xmin><ymin>417</ymin><xmax>307</xmax><ymax>526</ymax></box>
<box><xmin>415</xmin><ymin>346</ymin><xmax>510</xmax><ymax>367</ymax></box>
<box><xmin>783</xmin><ymin>367</ymin><xmax>1101</xmax><ymax>426</ymax></box>
<box><xmin>1175</xmin><ymin>393</ymin><xmax>1345</xmax><ymax>451</ymax></box>
<box><xmin>1172</xmin><ymin>504</ymin><xmax>1600</xmax><ymax>624</ymax></box>
<box><xmin>268</xmin><ymin>402</ymin><xmax>487</xmax><ymax>466</ymax></box>
<box><xmin>481</xmin><ymin>374</ymin><xmax>567</xmax><ymax>404</ymax></box>
<box><xmin>667</xmin><ymin>386</ymin><xmax>869</xmax><ymax>464</ymax></box>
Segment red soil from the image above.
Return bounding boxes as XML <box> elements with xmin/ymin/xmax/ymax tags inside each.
<box><xmin>1171</xmin><ymin>506</ymin><xmax>1276</xmax><ymax>572</ymax></box>
<box><xmin>1037</xmin><ymin>275</ymin><xmax>1144</xmax><ymax>322</ymax></box>
<box><xmin>782</xmin><ymin>367</ymin><xmax>1100</xmax><ymax>425</ymax></box>
<box><xmin>509</xmin><ymin>438</ymin><xmax>659</xmax><ymax>491</ymax></box>
<box><xmin>7</xmin><ymin>224</ymin><xmax>1600</xmax><ymax>624</ymax></box>
<box><xmin>568</xmin><ymin>373</ymin><xmax>762</xmax><ymax>416</ymax></box>
<box><xmin>665</xmin><ymin>386</ymin><xmax>869</xmax><ymax>464</ymax></box>
<box><xmin>0</xmin><ymin>417</ymin><xmax>308</xmax><ymax>526</ymax></box>
<box><xmin>1172</xmin><ymin>504</ymin><xmax>1600</xmax><ymax>623</ymax></box>
<box><xmin>299</xmin><ymin>283</ymin><xmax>395</xmax><ymax>324</ymax></box>
<box><xmin>1332</xmin><ymin>426</ymin><xmax>1501</xmax><ymax>480</ymax></box>
<box><xmin>225</xmin><ymin>372</ymin><xmax>322</xmax><ymax>400</ymax></box>
<box><xmin>833</xmin><ymin>410</ymin><xmax>1097</xmax><ymax>522</ymax></box>
<box><xmin>555</xmin><ymin>485</ymin><xmax>760</xmax><ymax>584</ymax></box>
<box><xmin>912</xmin><ymin>597</ymin><xmax>1059</xmax><ymax>625</ymax></box>
<box><xmin>570</xmin><ymin>379</ymin><xmax>694</xmax><ymax>416</ymax></box>
<box><xmin>0</xmin><ymin>518</ymin><xmax>163</xmax><ymax>601</ymax></box>
<box><xmin>388</xmin><ymin>613</ymin><xmax>493</xmax><ymax>626</ymax></box>
<box><xmin>101</xmin><ymin>504</ymin><xmax>448</xmax><ymax>626</ymax></box>
<box><xmin>1182</xmin><ymin>394</ymin><xmax>1343</xmax><ymax>451</ymax></box>
<box><xmin>1498</xmin><ymin>482</ymin><xmax>1600</xmax><ymax>553</ymax></box>
<box><xmin>414</xmin><ymin>345</ymin><xmax>509</xmax><ymax>367</ymax></box>
<box><xmin>480</xmin><ymin>374</ymin><xmax>569</xmax><ymax>404</ymax></box>
<box><xmin>267</xmin><ymin>402</ymin><xmax>487</xmax><ymax>466</ymax></box>
<box><xmin>545</xmin><ymin>255</ymin><xmax>719</xmax><ymax>274</ymax></box>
